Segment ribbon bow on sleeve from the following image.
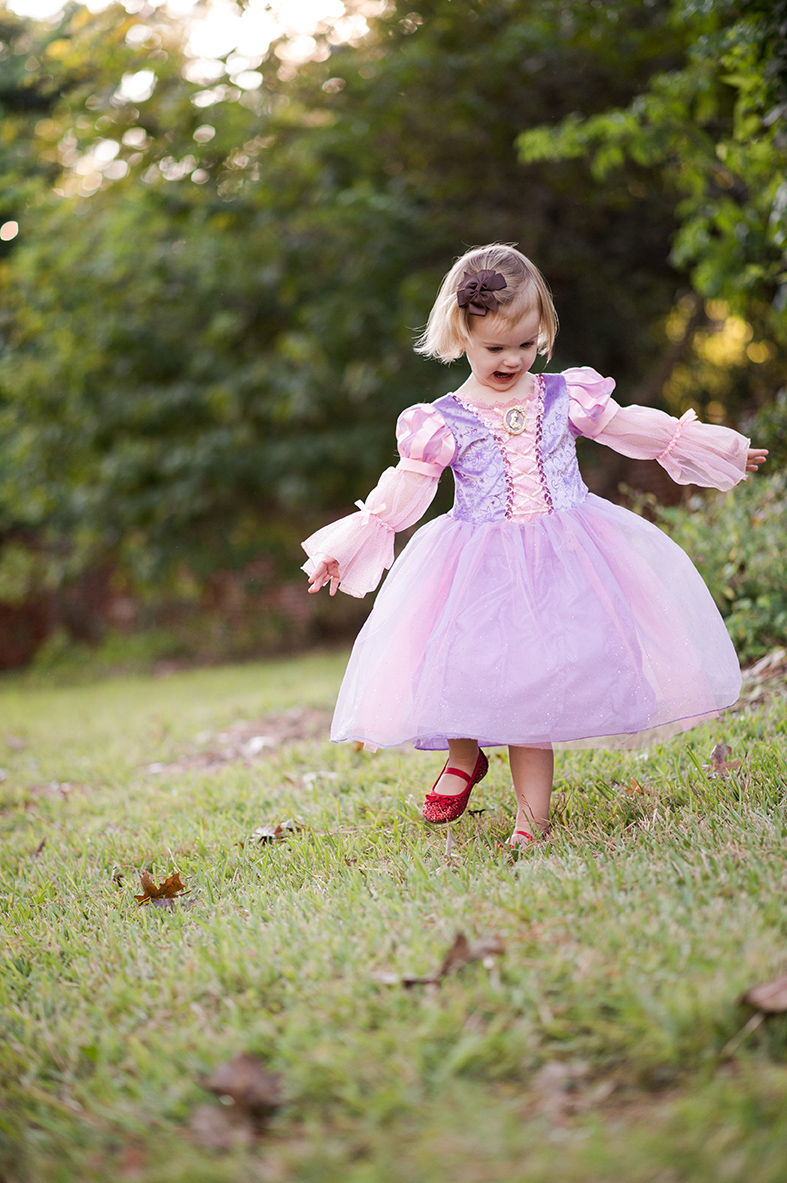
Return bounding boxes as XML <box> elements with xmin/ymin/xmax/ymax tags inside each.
<box><xmin>456</xmin><ymin>269</ymin><xmax>507</xmax><ymax>316</ymax></box>
<box><xmin>354</xmin><ymin>498</ymin><xmax>394</xmax><ymax>531</ymax></box>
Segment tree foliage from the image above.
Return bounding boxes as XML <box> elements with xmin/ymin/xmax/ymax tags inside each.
<box><xmin>518</xmin><ymin>0</ymin><xmax>787</xmax><ymax>336</ymax></box>
<box><xmin>0</xmin><ymin>0</ymin><xmax>781</xmax><ymax>655</ymax></box>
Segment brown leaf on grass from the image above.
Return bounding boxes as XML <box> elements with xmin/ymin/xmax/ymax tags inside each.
<box><xmin>438</xmin><ymin>933</ymin><xmax>505</xmax><ymax>977</ymax></box>
<box><xmin>723</xmin><ymin>972</ymin><xmax>787</xmax><ymax>1056</ymax></box>
<box><xmin>246</xmin><ymin>818</ymin><xmax>303</xmax><ymax>845</ymax></box>
<box><xmin>372</xmin><ymin>932</ymin><xmax>505</xmax><ymax>988</ymax></box>
<box><xmin>134</xmin><ymin>871</ymin><xmax>190</xmax><ymax>906</ymax></box>
<box><xmin>32</xmin><ymin>838</ymin><xmax>45</xmax><ymax>858</ymax></box>
<box><xmin>741</xmin><ymin>974</ymin><xmax>787</xmax><ymax>1013</ymax></box>
<box><xmin>205</xmin><ymin>1053</ymin><xmax>282</xmax><ymax>1117</ymax></box>
<box><xmin>702</xmin><ymin>742</ymin><xmax>742</xmax><ymax>780</ymax></box>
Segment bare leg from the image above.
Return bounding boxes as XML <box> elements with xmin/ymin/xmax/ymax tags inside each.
<box><xmin>432</xmin><ymin>738</ymin><xmax>480</xmax><ymax>795</ymax></box>
<box><xmin>509</xmin><ymin>745</ymin><xmax>554</xmax><ymax>838</ymax></box>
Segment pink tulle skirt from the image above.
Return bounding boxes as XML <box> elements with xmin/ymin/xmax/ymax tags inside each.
<box><xmin>331</xmin><ymin>495</ymin><xmax>741</xmax><ymax>751</ymax></box>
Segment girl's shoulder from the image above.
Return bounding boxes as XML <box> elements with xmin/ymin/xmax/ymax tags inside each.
<box><xmin>396</xmin><ymin>402</ymin><xmax>457</xmax><ymax>471</ymax></box>
<box><xmin>552</xmin><ymin>366</ymin><xmax>618</xmax><ymax>438</ymax></box>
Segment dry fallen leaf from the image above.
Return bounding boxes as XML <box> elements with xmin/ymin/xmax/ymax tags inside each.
<box><xmin>205</xmin><ymin>1053</ymin><xmax>281</xmax><ymax>1117</ymax></box>
<box><xmin>721</xmin><ymin>971</ymin><xmax>787</xmax><ymax>1058</ymax></box>
<box><xmin>439</xmin><ymin>933</ymin><xmax>505</xmax><ymax>976</ymax></box>
<box><xmin>373</xmin><ymin>931</ymin><xmax>505</xmax><ymax>988</ymax></box>
<box><xmin>247</xmin><ymin>818</ymin><xmax>303</xmax><ymax>845</ymax></box>
<box><xmin>741</xmin><ymin>974</ymin><xmax>787</xmax><ymax>1013</ymax></box>
<box><xmin>134</xmin><ymin>871</ymin><xmax>190</xmax><ymax>906</ymax></box>
<box><xmin>702</xmin><ymin>742</ymin><xmax>742</xmax><ymax>779</ymax></box>
<box><xmin>32</xmin><ymin>838</ymin><xmax>45</xmax><ymax>858</ymax></box>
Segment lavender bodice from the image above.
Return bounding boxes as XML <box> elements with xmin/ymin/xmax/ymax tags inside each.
<box><xmin>433</xmin><ymin>373</ymin><xmax>587</xmax><ymax>524</ymax></box>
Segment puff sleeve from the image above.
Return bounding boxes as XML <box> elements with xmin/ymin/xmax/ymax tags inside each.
<box><xmin>564</xmin><ymin>367</ymin><xmax>620</xmax><ymax>438</ymax></box>
<box><xmin>565</xmin><ymin>366</ymin><xmax>749</xmax><ymax>491</ymax></box>
<box><xmin>301</xmin><ymin>404</ymin><xmax>456</xmax><ymax>598</ymax></box>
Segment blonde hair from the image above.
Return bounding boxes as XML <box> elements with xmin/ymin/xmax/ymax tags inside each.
<box><xmin>415</xmin><ymin>243</ymin><xmax>558</xmax><ymax>362</ymax></box>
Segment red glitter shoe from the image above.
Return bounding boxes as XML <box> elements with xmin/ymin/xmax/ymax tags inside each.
<box><xmin>421</xmin><ymin>750</ymin><xmax>488</xmax><ymax>825</ymax></box>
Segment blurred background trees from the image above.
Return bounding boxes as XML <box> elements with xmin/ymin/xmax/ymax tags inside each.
<box><xmin>0</xmin><ymin>0</ymin><xmax>783</xmax><ymax>668</ymax></box>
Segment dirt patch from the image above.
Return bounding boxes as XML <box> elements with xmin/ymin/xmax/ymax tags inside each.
<box><xmin>143</xmin><ymin>705</ymin><xmax>332</xmax><ymax>776</ymax></box>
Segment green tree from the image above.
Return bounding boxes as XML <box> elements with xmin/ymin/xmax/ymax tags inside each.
<box><xmin>518</xmin><ymin>0</ymin><xmax>786</xmax><ymax>420</ymax></box>
<box><xmin>1</xmin><ymin>0</ymin><xmax>767</xmax><ymax>656</ymax></box>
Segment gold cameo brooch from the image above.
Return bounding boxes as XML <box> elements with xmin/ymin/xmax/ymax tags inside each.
<box><xmin>503</xmin><ymin>406</ymin><xmax>527</xmax><ymax>435</ymax></box>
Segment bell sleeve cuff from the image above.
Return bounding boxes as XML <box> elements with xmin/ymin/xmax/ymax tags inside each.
<box><xmin>594</xmin><ymin>404</ymin><xmax>750</xmax><ymax>491</ymax></box>
<box><xmin>301</xmin><ymin>404</ymin><xmax>457</xmax><ymax>597</ymax></box>
<box><xmin>564</xmin><ymin>366</ymin><xmax>620</xmax><ymax>438</ymax></box>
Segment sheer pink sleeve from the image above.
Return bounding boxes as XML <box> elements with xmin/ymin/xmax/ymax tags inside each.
<box><xmin>564</xmin><ymin>366</ymin><xmax>620</xmax><ymax>438</ymax></box>
<box><xmin>301</xmin><ymin>405</ymin><xmax>456</xmax><ymax>598</ymax></box>
<box><xmin>595</xmin><ymin>405</ymin><xmax>749</xmax><ymax>490</ymax></box>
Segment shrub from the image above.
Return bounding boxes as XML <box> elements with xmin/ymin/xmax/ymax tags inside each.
<box><xmin>656</xmin><ymin>471</ymin><xmax>787</xmax><ymax>664</ymax></box>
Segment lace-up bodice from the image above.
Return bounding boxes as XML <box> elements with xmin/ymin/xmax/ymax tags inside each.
<box><xmin>454</xmin><ymin>376</ymin><xmax>552</xmax><ymax>522</ymax></box>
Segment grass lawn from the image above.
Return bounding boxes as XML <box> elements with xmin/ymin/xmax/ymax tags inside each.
<box><xmin>2</xmin><ymin>648</ymin><xmax>787</xmax><ymax>1182</ymax></box>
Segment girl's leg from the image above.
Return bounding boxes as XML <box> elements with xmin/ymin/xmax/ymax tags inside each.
<box><xmin>509</xmin><ymin>745</ymin><xmax>554</xmax><ymax>837</ymax></box>
<box><xmin>433</xmin><ymin>738</ymin><xmax>480</xmax><ymax>795</ymax></box>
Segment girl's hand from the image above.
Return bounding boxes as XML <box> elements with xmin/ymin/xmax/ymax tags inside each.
<box><xmin>308</xmin><ymin>557</ymin><xmax>341</xmax><ymax>596</ymax></box>
<box><xmin>746</xmin><ymin>448</ymin><xmax>769</xmax><ymax>473</ymax></box>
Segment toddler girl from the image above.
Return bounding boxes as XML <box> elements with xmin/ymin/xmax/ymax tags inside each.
<box><xmin>302</xmin><ymin>244</ymin><xmax>767</xmax><ymax>846</ymax></box>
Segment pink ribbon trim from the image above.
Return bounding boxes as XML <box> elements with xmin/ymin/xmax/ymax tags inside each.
<box><xmin>397</xmin><ymin>457</ymin><xmax>444</xmax><ymax>477</ymax></box>
<box><xmin>656</xmin><ymin>409</ymin><xmax>697</xmax><ymax>463</ymax></box>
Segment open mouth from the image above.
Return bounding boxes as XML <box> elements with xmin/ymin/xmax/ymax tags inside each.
<box><xmin>493</xmin><ymin>371</ymin><xmax>517</xmax><ymax>381</ymax></box>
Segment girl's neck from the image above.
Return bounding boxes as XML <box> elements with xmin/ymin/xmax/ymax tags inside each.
<box><xmin>453</xmin><ymin>370</ymin><xmax>537</xmax><ymax>407</ymax></box>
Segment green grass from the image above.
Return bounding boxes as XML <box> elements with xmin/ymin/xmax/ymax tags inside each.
<box><xmin>2</xmin><ymin>649</ymin><xmax>787</xmax><ymax>1182</ymax></box>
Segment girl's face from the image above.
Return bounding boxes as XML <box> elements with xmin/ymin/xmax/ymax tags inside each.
<box><xmin>464</xmin><ymin>308</ymin><xmax>541</xmax><ymax>396</ymax></box>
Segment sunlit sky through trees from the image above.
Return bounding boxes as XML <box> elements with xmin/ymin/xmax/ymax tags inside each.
<box><xmin>7</xmin><ymin>0</ymin><xmax>374</xmax><ymax>66</ymax></box>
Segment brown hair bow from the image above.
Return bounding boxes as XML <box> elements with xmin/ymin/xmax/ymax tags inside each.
<box><xmin>456</xmin><ymin>269</ymin><xmax>507</xmax><ymax>316</ymax></box>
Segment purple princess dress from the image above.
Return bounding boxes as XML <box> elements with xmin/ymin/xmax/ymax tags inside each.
<box><xmin>302</xmin><ymin>368</ymin><xmax>750</xmax><ymax>751</ymax></box>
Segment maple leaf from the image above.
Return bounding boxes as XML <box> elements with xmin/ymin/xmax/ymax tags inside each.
<box><xmin>134</xmin><ymin>871</ymin><xmax>189</xmax><ymax>906</ymax></box>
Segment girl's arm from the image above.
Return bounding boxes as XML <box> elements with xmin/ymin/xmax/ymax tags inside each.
<box><xmin>564</xmin><ymin>367</ymin><xmax>763</xmax><ymax>491</ymax></box>
<box><xmin>593</xmin><ymin>405</ymin><xmax>753</xmax><ymax>490</ymax></box>
<box><xmin>302</xmin><ymin>405</ymin><xmax>456</xmax><ymax>598</ymax></box>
